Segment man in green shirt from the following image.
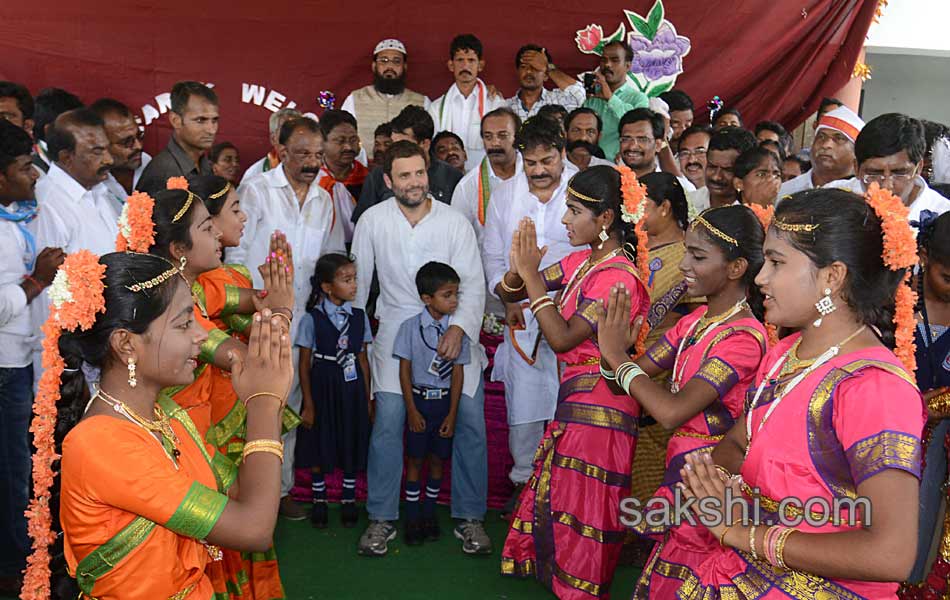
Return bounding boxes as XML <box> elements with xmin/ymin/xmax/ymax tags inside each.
<box><xmin>582</xmin><ymin>41</ymin><xmax>649</xmax><ymax>162</ymax></box>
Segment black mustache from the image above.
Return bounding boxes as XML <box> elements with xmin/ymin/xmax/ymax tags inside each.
<box><xmin>301</xmin><ymin>167</ymin><xmax>320</xmax><ymax>174</ymax></box>
<box><xmin>460</xmin><ymin>70</ymin><xmax>473</xmax><ymax>76</ymax></box>
<box><xmin>529</xmin><ymin>174</ymin><xmax>551</xmax><ymax>180</ymax></box>
<box><xmin>686</xmin><ymin>162</ymin><xmax>702</xmax><ymax>169</ymax></box>
<box><xmin>486</xmin><ymin>149</ymin><xmax>505</xmax><ymax>155</ymax></box>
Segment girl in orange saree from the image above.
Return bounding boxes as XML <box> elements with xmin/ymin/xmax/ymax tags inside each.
<box><xmin>657</xmin><ymin>189</ymin><xmax>925</xmax><ymax>599</ymax></box>
<box><xmin>22</xmin><ymin>250</ymin><xmax>292</xmax><ymax>600</ymax></box>
<box><xmin>597</xmin><ymin>205</ymin><xmax>769</xmax><ymax>598</ymax></box>
<box><xmin>498</xmin><ymin>165</ymin><xmax>651</xmax><ymax>599</ymax></box>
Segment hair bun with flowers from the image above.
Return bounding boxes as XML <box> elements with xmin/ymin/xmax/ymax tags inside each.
<box><xmin>614</xmin><ymin>164</ymin><xmax>652</xmax><ymax>356</ymax></box>
<box><xmin>115</xmin><ymin>191</ymin><xmax>157</xmax><ymax>253</ymax></box>
<box><xmin>23</xmin><ymin>250</ymin><xmax>106</xmax><ymax>599</ymax></box>
<box><xmin>863</xmin><ymin>182</ymin><xmax>918</xmax><ymax>373</ymax></box>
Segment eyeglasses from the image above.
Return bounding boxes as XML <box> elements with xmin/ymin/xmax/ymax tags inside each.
<box><xmin>860</xmin><ymin>171</ymin><xmax>916</xmax><ymax>185</ymax></box>
<box><xmin>677</xmin><ymin>148</ymin><xmax>707</xmax><ymax>159</ymax></box>
<box><xmin>620</xmin><ymin>135</ymin><xmax>654</xmax><ymax>147</ymax></box>
<box><xmin>376</xmin><ymin>57</ymin><xmax>404</xmax><ymax>66</ymax></box>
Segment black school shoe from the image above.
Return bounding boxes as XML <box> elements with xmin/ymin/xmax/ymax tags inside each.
<box><xmin>404</xmin><ymin>517</ymin><xmax>425</xmax><ymax>546</ymax></box>
<box><xmin>341</xmin><ymin>502</ymin><xmax>359</xmax><ymax>528</ymax></box>
<box><xmin>422</xmin><ymin>516</ymin><xmax>441</xmax><ymax>541</ymax></box>
<box><xmin>311</xmin><ymin>502</ymin><xmax>328</xmax><ymax>529</ymax></box>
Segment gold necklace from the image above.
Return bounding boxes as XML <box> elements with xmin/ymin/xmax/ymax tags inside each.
<box><xmin>559</xmin><ymin>247</ymin><xmax>622</xmax><ymax>311</ymax></box>
<box><xmin>96</xmin><ymin>389</ymin><xmax>181</xmax><ymax>459</ymax></box>
<box><xmin>776</xmin><ymin>338</ymin><xmax>817</xmax><ymax>380</ymax></box>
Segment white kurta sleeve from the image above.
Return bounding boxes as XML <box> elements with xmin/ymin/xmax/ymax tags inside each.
<box><xmin>481</xmin><ymin>188</ymin><xmax>509</xmax><ymax>300</ymax></box>
<box><xmin>351</xmin><ymin>212</ymin><xmax>375</xmax><ymax>313</ymax></box>
<box><xmin>447</xmin><ymin>217</ymin><xmax>485</xmax><ymax>341</ymax></box>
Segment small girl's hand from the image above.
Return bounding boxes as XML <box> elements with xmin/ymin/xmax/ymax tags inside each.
<box><xmin>301</xmin><ymin>403</ymin><xmax>315</xmax><ymax>428</ymax></box>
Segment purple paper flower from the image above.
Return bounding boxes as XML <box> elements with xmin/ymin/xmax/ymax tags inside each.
<box><xmin>628</xmin><ymin>22</ymin><xmax>690</xmax><ymax>81</ymax></box>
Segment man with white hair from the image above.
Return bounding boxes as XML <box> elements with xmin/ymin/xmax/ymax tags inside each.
<box><xmin>778</xmin><ymin>105</ymin><xmax>864</xmax><ymax>197</ymax></box>
<box><xmin>341</xmin><ymin>39</ymin><xmax>431</xmax><ymax>164</ymax></box>
<box><xmin>239</xmin><ymin>107</ymin><xmax>302</xmax><ymax>185</ymax></box>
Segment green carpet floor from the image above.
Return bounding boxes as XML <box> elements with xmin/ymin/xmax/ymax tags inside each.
<box><xmin>274</xmin><ymin>504</ymin><xmax>641</xmax><ymax>599</ymax></box>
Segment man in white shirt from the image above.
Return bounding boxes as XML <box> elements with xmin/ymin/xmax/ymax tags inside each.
<box><xmin>676</xmin><ymin>125</ymin><xmax>712</xmax><ymax>190</ymax></box>
<box><xmin>352</xmin><ymin>141</ymin><xmax>490</xmax><ymax>557</ymax></box>
<box><xmin>506</xmin><ymin>45</ymin><xmax>585</xmax><ymax>121</ymax></box>
<box><xmin>687</xmin><ymin>126</ymin><xmax>757</xmax><ymax>212</ymax></box>
<box><xmin>564</xmin><ymin>108</ymin><xmax>615</xmax><ymax>171</ymax></box>
<box><xmin>90</xmin><ymin>98</ymin><xmax>152</xmax><ymax>213</ymax></box>
<box><xmin>779</xmin><ymin>105</ymin><xmax>863</xmax><ymax>199</ymax></box>
<box><xmin>823</xmin><ymin>112</ymin><xmax>950</xmax><ymax>225</ymax></box>
<box><xmin>342</xmin><ymin>39</ymin><xmax>431</xmax><ymax>165</ymax></box>
<box><xmin>429</xmin><ymin>34</ymin><xmax>506</xmax><ymax>172</ymax></box>
<box><xmin>619</xmin><ymin>108</ymin><xmax>695</xmax><ymax>192</ymax></box>
<box><xmin>0</xmin><ymin>120</ymin><xmax>64</xmax><ymax>594</ymax></box>
<box><xmin>481</xmin><ymin>117</ymin><xmax>576</xmax><ymax>514</ymax></box>
<box><xmin>239</xmin><ymin>108</ymin><xmax>301</xmax><ymax>186</ymax></box>
<box><xmin>232</xmin><ymin>117</ymin><xmax>345</xmax><ymax>520</ymax></box>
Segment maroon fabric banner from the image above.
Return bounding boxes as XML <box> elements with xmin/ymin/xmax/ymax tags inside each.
<box><xmin>0</xmin><ymin>0</ymin><xmax>875</xmax><ymax>163</ymax></box>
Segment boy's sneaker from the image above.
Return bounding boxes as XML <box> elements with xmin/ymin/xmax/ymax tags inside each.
<box><xmin>357</xmin><ymin>520</ymin><xmax>397</xmax><ymax>556</ymax></box>
<box><xmin>453</xmin><ymin>520</ymin><xmax>493</xmax><ymax>555</ymax></box>
<box><xmin>310</xmin><ymin>502</ymin><xmax>328</xmax><ymax>529</ymax></box>
<box><xmin>341</xmin><ymin>502</ymin><xmax>359</xmax><ymax>528</ymax></box>
<box><xmin>404</xmin><ymin>518</ymin><xmax>425</xmax><ymax>546</ymax></box>
<box><xmin>422</xmin><ymin>517</ymin><xmax>441</xmax><ymax>541</ymax></box>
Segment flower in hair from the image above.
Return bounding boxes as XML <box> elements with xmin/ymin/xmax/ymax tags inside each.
<box><xmin>166</xmin><ymin>176</ymin><xmax>189</xmax><ymax>190</ymax></box>
<box><xmin>23</xmin><ymin>250</ymin><xmax>106</xmax><ymax>599</ymax></box>
<box><xmin>115</xmin><ymin>192</ymin><xmax>156</xmax><ymax>253</ymax></box>
<box><xmin>614</xmin><ymin>164</ymin><xmax>652</xmax><ymax>356</ymax></box>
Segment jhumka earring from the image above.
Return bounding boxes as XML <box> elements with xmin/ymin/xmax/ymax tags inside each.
<box><xmin>813</xmin><ymin>288</ymin><xmax>836</xmax><ymax>328</ymax></box>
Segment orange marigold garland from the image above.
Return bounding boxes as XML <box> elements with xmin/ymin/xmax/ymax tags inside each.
<box><xmin>615</xmin><ymin>164</ymin><xmax>651</xmax><ymax>356</ymax></box>
<box><xmin>166</xmin><ymin>176</ymin><xmax>189</xmax><ymax>190</ymax></box>
<box><xmin>115</xmin><ymin>191</ymin><xmax>156</xmax><ymax>253</ymax></box>
<box><xmin>864</xmin><ymin>183</ymin><xmax>918</xmax><ymax>373</ymax></box>
<box><xmin>22</xmin><ymin>251</ymin><xmax>106</xmax><ymax>600</ymax></box>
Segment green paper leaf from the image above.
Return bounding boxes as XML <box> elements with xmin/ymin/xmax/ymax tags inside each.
<box><xmin>646</xmin><ymin>81</ymin><xmax>672</xmax><ymax>97</ymax></box>
<box><xmin>624</xmin><ymin>10</ymin><xmax>655</xmax><ymax>40</ymax></box>
<box><xmin>647</xmin><ymin>0</ymin><xmax>665</xmax><ymax>37</ymax></box>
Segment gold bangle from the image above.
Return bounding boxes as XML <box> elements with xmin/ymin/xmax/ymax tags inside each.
<box><xmin>749</xmin><ymin>525</ymin><xmax>758</xmax><ymax>561</ymax></box>
<box><xmin>243</xmin><ymin>391</ymin><xmax>284</xmax><ymax>406</ymax></box>
<box><xmin>714</xmin><ymin>465</ymin><xmax>732</xmax><ymax>481</ymax></box>
<box><xmin>719</xmin><ymin>524</ymin><xmax>733</xmax><ymax>548</ymax></box>
<box><xmin>243</xmin><ymin>445</ymin><xmax>284</xmax><ymax>463</ymax></box>
<box><xmin>271</xmin><ymin>312</ymin><xmax>292</xmax><ymax>328</ymax></box>
<box><xmin>500</xmin><ymin>273</ymin><xmax>525</xmax><ymax>293</ymax></box>
<box><xmin>243</xmin><ymin>438</ymin><xmax>283</xmax><ymax>450</ymax></box>
<box><xmin>531</xmin><ymin>298</ymin><xmax>555</xmax><ymax>316</ymax></box>
<box><xmin>529</xmin><ymin>295</ymin><xmax>552</xmax><ymax>311</ymax></box>
<box><xmin>775</xmin><ymin>528</ymin><xmax>796</xmax><ymax>570</ymax></box>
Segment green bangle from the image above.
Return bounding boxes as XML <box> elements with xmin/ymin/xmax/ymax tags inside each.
<box><xmin>617</xmin><ymin>361</ymin><xmax>646</xmax><ymax>393</ymax></box>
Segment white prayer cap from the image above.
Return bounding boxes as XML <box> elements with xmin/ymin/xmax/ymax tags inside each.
<box><xmin>649</xmin><ymin>97</ymin><xmax>670</xmax><ymax>119</ymax></box>
<box><xmin>374</xmin><ymin>39</ymin><xmax>407</xmax><ymax>56</ymax></box>
<box><xmin>816</xmin><ymin>105</ymin><xmax>864</xmax><ymax>143</ymax></box>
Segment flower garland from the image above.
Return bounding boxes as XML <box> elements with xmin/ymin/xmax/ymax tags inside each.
<box><xmin>22</xmin><ymin>251</ymin><xmax>106</xmax><ymax>600</ymax></box>
<box><xmin>615</xmin><ymin>164</ymin><xmax>651</xmax><ymax>356</ymax></box>
<box><xmin>115</xmin><ymin>191</ymin><xmax>156</xmax><ymax>253</ymax></box>
<box><xmin>744</xmin><ymin>203</ymin><xmax>779</xmax><ymax>346</ymax></box>
<box><xmin>166</xmin><ymin>176</ymin><xmax>189</xmax><ymax>190</ymax></box>
<box><xmin>864</xmin><ymin>182</ymin><xmax>918</xmax><ymax>373</ymax></box>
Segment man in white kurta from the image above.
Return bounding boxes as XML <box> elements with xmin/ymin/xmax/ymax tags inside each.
<box><xmin>231</xmin><ymin>119</ymin><xmax>346</xmax><ymax>518</ymax></box>
<box><xmin>429</xmin><ymin>35</ymin><xmax>506</xmax><ymax>172</ymax></box>
<box><xmin>32</xmin><ymin>109</ymin><xmax>120</xmax><ymax>386</ymax></box>
<box><xmin>482</xmin><ymin>120</ymin><xmax>577</xmax><ymax>509</ymax></box>
<box><xmin>351</xmin><ymin>142</ymin><xmax>489</xmax><ymax>557</ymax></box>
<box><xmin>778</xmin><ymin>105</ymin><xmax>864</xmax><ymax>199</ymax></box>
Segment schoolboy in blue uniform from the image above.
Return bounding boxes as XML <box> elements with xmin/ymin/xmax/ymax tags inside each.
<box><xmin>392</xmin><ymin>261</ymin><xmax>469</xmax><ymax>545</ymax></box>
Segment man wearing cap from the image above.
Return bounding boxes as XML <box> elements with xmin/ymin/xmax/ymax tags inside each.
<box><xmin>341</xmin><ymin>39</ymin><xmax>431</xmax><ymax>165</ymax></box>
<box><xmin>778</xmin><ymin>105</ymin><xmax>863</xmax><ymax>198</ymax></box>
<box><xmin>823</xmin><ymin>113</ymin><xmax>950</xmax><ymax>226</ymax></box>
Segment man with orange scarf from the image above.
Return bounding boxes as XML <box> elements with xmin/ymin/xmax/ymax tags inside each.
<box><xmin>318</xmin><ymin>110</ymin><xmax>369</xmax><ymax>244</ymax></box>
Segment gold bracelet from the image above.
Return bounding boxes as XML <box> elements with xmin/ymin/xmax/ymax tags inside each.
<box><xmin>719</xmin><ymin>524</ymin><xmax>733</xmax><ymax>548</ymax></box>
<box><xmin>714</xmin><ymin>465</ymin><xmax>732</xmax><ymax>481</ymax></box>
<box><xmin>775</xmin><ymin>528</ymin><xmax>796</xmax><ymax>569</ymax></box>
<box><xmin>271</xmin><ymin>312</ymin><xmax>292</xmax><ymax>328</ymax></box>
<box><xmin>242</xmin><ymin>439</ymin><xmax>284</xmax><ymax>462</ymax></box>
<box><xmin>500</xmin><ymin>273</ymin><xmax>525</xmax><ymax>293</ymax></box>
<box><xmin>531</xmin><ymin>298</ymin><xmax>556</xmax><ymax>316</ymax></box>
<box><xmin>242</xmin><ymin>392</ymin><xmax>284</xmax><ymax>406</ymax></box>
<box><xmin>243</xmin><ymin>445</ymin><xmax>284</xmax><ymax>463</ymax></box>
<box><xmin>749</xmin><ymin>525</ymin><xmax>758</xmax><ymax>561</ymax></box>
<box><xmin>529</xmin><ymin>295</ymin><xmax>552</xmax><ymax>311</ymax></box>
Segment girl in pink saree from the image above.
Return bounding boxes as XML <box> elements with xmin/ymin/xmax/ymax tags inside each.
<box><xmin>657</xmin><ymin>189</ymin><xmax>925</xmax><ymax>599</ymax></box>
<box><xmin>597</xmin><ymin>205</ymin><xmax>769</xmax><ymax>598</ymax></box>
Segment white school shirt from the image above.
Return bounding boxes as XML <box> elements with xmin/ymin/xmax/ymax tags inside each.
<box><xmin>231</xmin><ymin>165</ymin><xmax>346</xmax><ymax>333</ymax></box>
<box><xmin>351</xmin><ymin>198</ymin><xmax>486</xmax><ymax>398</ymax></box>
<box><xmin>102</xmin><ymin>152</ymin><xmax>152</xmax><ymax>214</ymax></box>
<box><xmin>429</xmin><ymin>79</ymin><xmax>506</xmax><ymax>172</ymax></box>
<box><xmin>481</xmin><ymin>166</ymin><xmax>577</xmax><ymax>425</ymax></box>
<box><xmin>0</xmin><ymin>219</ymin><xmax>36</xmax><ymax>367</ymax></box>
<box><xmin>823</xmin><ymin>175</ymin><xmax>950</xmax><ymax>228</ymax></box>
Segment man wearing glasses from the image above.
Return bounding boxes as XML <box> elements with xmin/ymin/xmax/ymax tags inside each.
<box><xmin>341</xmin><ymin>39</ymin><xmax>430</xmax><ymax>165</ymax></box>
<box><xmin>779</xmin><ymin>105</ymin><xmax>863</xmax><ymax>198</ymax></box>
<box><xmin>618</xmin><ymin>108</ymin><xmax>695</xmax><ymax>192</ymax></box>
<box><xmin>676</xmin><ymin>124</ymin><xmax>712</xmax><ymax>189</ymax></box>
<box><xmin>89</xmin><ymin>98</ymin><xmax>150</xmax><ymax>213</ymax></box>
<box><xmin>824</xmin><ymin>113</ymin><xmax>950</xmax><ymax>226</ymax></box>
